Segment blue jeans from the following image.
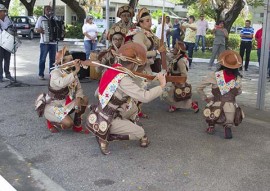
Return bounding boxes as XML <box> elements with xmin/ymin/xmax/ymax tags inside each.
<box><xmin>38</xmin><ymin>43</ymin><xmax>57</xmax><ymax>77</ymax></box>
<box><xmin>84</xmin><ymin>40</ymin><xmax>97</xmax><ymax>60</ymax></box>
<box><xmin>184</xmin><ymin>42</ymin><xmax>195</xmax><ymax>67</ymax></box>
<box><xmin>194</xmin><ymin>35</ymin><xmax>206</xmax><ymax>52</ymax></box>
<box><xmin>166</xmin><ymin>35</ymin><xmax>171</xmax><ymax>48</ymax></box>
<box><xmin>172</xmin><ymin>35</ymin><xmax>181</xmax><ymax>48</ymax></box>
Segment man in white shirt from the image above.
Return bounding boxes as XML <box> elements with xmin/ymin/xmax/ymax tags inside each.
<box><xmin>194</xmin><ymin>14</ymin><xmax>208</xmax><ymax>53</ymax></box>
<box><xmin>35</xmin><ymin>5</ymin><xmax>57</xmax><ymax>80</ymax></box>
<box><xmin>0</xmin><ymin>4</ymin><xmax>14</xmax><ymax>82</ymax></box>
<box><xmin>155</xmin><ymin>17</ymin><xmax>169</xmax><ymax>44</ymax></box>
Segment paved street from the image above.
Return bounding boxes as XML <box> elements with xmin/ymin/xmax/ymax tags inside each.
<box><xmin>0</xmin><ymin>38</ymin><xmax>270</xmax><ymax>191</ymax></box>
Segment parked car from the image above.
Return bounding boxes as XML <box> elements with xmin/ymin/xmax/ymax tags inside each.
<box><xmin>10</xmin><ymin>16</ymin><xmax>39</xmax><ymax>39</ymax></box>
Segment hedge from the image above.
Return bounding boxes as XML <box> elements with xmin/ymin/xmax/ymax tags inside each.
<box><xmin>204</xmin><ymin>34</ymin><xmax>257</xmax><ymax>50</ymax></box>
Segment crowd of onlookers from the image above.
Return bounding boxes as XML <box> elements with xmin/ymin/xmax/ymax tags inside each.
<box><xmin>91</xmin><ymin>14</ymin><xmax>268</xmax><ymax>78</ymax></box>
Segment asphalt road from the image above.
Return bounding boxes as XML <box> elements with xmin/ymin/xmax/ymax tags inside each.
<box><xmin>0</xmin><ymin>38</ymin><xmax>270</xmax><ymax>191</ymax></box>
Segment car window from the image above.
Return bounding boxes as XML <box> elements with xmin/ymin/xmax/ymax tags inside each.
<box><xmin>29</xmin><ymin>18</ymin><xmax>36</xmax><ymax>24</ymax></box>
<box><xmin>13</xmin><ymin>17</ymin><xmax>27</xmax><ymax>23</ymax></box>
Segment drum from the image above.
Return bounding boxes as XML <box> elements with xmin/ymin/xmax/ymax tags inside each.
<box><xmin>0</xmin><ymin>30</ymin><xmax>21</xmax><ymax>53</ymax></box>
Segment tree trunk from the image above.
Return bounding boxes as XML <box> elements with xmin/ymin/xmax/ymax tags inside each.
<box><xmin>61</xmin><ymin>0</ymin><xmax>86</xmax><ymax>23</ymax></box>
<box><xmin>0</xmin><ymin>0</ymin><xmax>11</xmax><ymax>10</ymax></box>
<box><xmin>20</xmin><ymin>0</ymin><xmax>36</xmax><ymax>16</ymax></box>
<box><xmin>224</xmin><ymin>0</ymin><xmax>245</xmax><ymax>33</ymax></box>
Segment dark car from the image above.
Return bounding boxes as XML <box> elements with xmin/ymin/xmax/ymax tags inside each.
<box><xmin>10</xmin><ymin>16</ymin><xmax>38</xmax><ymax>39</ymax></box>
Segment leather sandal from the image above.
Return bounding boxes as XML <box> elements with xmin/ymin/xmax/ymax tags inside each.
<box><xmin>140</xmin><ymin>135</ymin><xmax>150</xmax><ymax>148</ymax></box>
<box><xmin>96</xmin><ymin>137</ymin><xmax>110</xmax><ymax>155</ymax></box>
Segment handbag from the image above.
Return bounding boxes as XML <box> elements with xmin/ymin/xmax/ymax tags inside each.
<box><xmin>203</xmin><ymin>101</ymin><xmax>226</xmax><ymax>124</ymax></box>
<box><xmin>174</xmin><ymin>83</ymin><xmax>192</xmax><ymax>102</ymax></box>
<box><xmin>234</xmin><ymin>103</ymin><xmax>244</xmax><ymax>126</ymax></box>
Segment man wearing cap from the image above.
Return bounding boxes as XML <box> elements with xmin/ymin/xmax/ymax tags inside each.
<box><xmin>96</xmin><ymin>25</ymin><xmax>127</xmax><ymax>73</ymax></box>
<box><xmin>197</xmin><ymin>50</ymin><xmax>243</xmax><ymax>139</ymax></box>
<box><xmin>35</xmin><ymin>5</ymin><xmax>57</xmax><ymax>80</ymax></box>
<box><xmin>84</xmin><ymin>42</ymin><xmax>166</xmax><ymax>155</ymax></box>
<box><xmin>113</xmin><ymin>5</ymin><xmax>136</xmax><ymax>31</ymax></box>
<box><xmin>35</xmin><ymin>47</ymin><xmax>89</xmax><ymax>133</ymax></box>
<box><xmin>0</xmin><ymin>4</ymin><xmax>15</xmax><ymax>82</ymax></box>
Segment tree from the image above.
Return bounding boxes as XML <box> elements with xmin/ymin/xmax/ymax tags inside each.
<box><xmin>8</xmin><ymin>0</ymin><xmax>24</xmax><ymax>16</ymax></box>
<box><xmin>182</xmin><ymin>0</ymin><xmax>264</xmax><ymax>33</ymax></box>
<box><xmin>33</xmin><ymin>6</ymin><xmax>43</xmax><ymax>17</ymax></box>
<box><xmin>20</xmin><ymin>0</ymin><xmax>36</xmax><ymax>16</ymax></box>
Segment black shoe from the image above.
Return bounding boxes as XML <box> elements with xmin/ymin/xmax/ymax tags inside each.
<box><xmin>6</xmin><ymin>76</ymin><xmax>15</xmax><ymax>81</ymax></box>
<box><xmin>224</xmin><ymin>127</ymin><xmax>233</xmax><ymax>139</ymax></box>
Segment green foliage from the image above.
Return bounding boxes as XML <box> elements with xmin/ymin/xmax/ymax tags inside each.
<box><xmin>34</xmin><ymin>6</ymin><xmax>43</xmax><ymax>18</ymax></box>
<box><xmin>151</xmin><ymin>10</ymin><xmax>163</xmax><ymax>19</ymax></box>
<box><xmin>8</xmin><ymin>0</ymin><xmax>23</xmax><ymax>16</ymax></box>
<box><xmin>89</xmin><ymin>10</ymin><xmax>102</xmax><ymax>19</ymax></box>
<box><xmin>65</xmin><ymin>23</ymin><xmax>84</xmax><ymax>39</ymax></box>
<box><xmin>203</xmin><ymin>34</ymin><xmax>257</xmax><ymax>50</ymax></box>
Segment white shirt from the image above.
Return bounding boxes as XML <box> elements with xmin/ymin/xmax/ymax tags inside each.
<box><xmin>35</xmin><ymin>15</ymin><xmax>57</xmax><ymax>44</ymax></box>
<box><xmin>155</xmin><ymin>23</ymin><xmax>169</xmax><ymax>43</ymax></box>
<box><xmin>0</xmin><ymin>16</ymin><xmax>12</xmax><ymax>33</ymax></box>
<box><xmin>82</xmin><ymin>23</ymin><xmax>98</xmax><ymax>41</ymax></box>
<box><xmin>196</xmin><ymin>19</ymin><xmax>208</xmax><ymax>36</ymax></box>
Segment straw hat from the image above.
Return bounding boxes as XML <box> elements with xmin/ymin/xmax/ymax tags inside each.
<box><xmin>175</xmin><ymin>41</ymin><xmax>186</xmax><ymax>53</ymax></box>
<box><xmin>107</xmin><ymin>25</ymin><xmax>127</xmax><ymax>41</ymax></box>
<box><xmin>218</xmin><ymin>50</ymin><xmax>242</xmax><ymax>69</ymax></box>
<box><xmin>136</xmin><ymin>8</ymin><xmax>150</xmax><ymax>22</ymax></box>
<box><xmin>117</xmin><ymin>42</ymin><xmax>147</xmax><ymax>66</ymax></box>
<box><xmin>0</xmin><ymin>4</ymin><xmax>7</xmax><ymax>11</ymax></box>
<box><xmin>117</xmin><ymin>5</ymin><xmax>134</xmax><ymax>18</ymax></box>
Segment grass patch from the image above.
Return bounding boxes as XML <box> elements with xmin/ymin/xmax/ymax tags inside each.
<box><xmin>193</xmin><ymin>49</ymin><xmax>258</xmax><ymax>62</ymax></box>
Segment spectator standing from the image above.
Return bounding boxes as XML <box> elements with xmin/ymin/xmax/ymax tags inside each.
<box><xmin>255</xmin><ymin>26</ymin><xmax>270</xmax><ymax>78</ymax></box>
<box><xmin>155</xmin><ymin>17</ymin><xmax>169</xmax><ymax>44</ymax></box>
<box><xmin>82</xmin><ymin>15</ymin><xmax>98</xmax><ymax>60</ymax></box>
<box><xmin>182</xmin><ymin>15</ymin><xmax>197</xmax><ymax>68</ymax></box>
<box><xmin>208</xmin><ymin>20</ymin><xmax>228</xmax><ymax>69</ymax></box>
<box><xmin>194</xmin><ymin>14</ymin><xmax>208</xmax><ymax>53</ymax></box>
<box><xmin>0</xmin><ymin>4</ymin><xmax>14</xmax><ymax>82</ymax></box>
<box><xmin>165</xmin><ymin>16</ymin><xmax>173</xmax><ymax>48</ymax></box>
<box><xmin>35</xmin><ymin>5</ymin><xmax>57</xmax><ymax>80</ymax></box>
<box><xmin>172</xmin><ymin>19</ymin><xmax>182</xmax><ymax>48</ymax></box>
<box><xmin>239</xmin><ymin>20</ymin><xmax>254</xmax><ymax>71</ymax></box>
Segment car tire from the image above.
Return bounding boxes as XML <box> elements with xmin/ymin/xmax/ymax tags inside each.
<box><xmin>28</xmin><ymin>30</ymin><xmax>34</xmax><ymax>40</ymax></box>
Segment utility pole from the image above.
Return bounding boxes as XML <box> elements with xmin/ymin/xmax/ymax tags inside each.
<box><xmin>256</xmin><ymin>0</ymin><xmax>270</xmax><ymax>110</ymax></box>
<box><xmin>106</xmin><ymin>0</ymin><xmax>110</xmax><ymax>48</ymax></box>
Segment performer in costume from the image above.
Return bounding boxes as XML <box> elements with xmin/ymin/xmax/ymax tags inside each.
<box><xmin>126</xmin><ymin>7</ymin><xmax>166</xmax><ymax>74</ymax></box>
<box><xmin>162</xmin><ymin>41</ymin><xmax>199</xmax><ymax>113</ymax></box>
<box><xmin>35</xmin><ymin>47</ymin><xmax>89</xmax><ymax>133</ymax></box>
<box><xmin>96</xmin><ymin>25</ymin><xmax>127</xmax><ymax>73</ymax></box>
<box><xmin>113</xmin><ymin>5</ymin><xmax>136</xmax><ymax>31</ymax></box>
<box><xmin>84</xmin><ymin>42</ymin><xmax>166</xmax><ymax>155</ymax></box>
<box><xmin>197</xmin><ymin>50</ymin><xmax>243</xmax><ymax>139</ymax></box>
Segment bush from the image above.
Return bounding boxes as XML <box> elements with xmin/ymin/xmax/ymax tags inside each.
<box><xmin>65</xmin><ymin>23</ymin><xmax>84</xmax><ymax>39</ymax></box>
<box><xmin>203</xmin><ymin>34</ymin><xmax>257</xmax><ymax>50</ymax></box>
